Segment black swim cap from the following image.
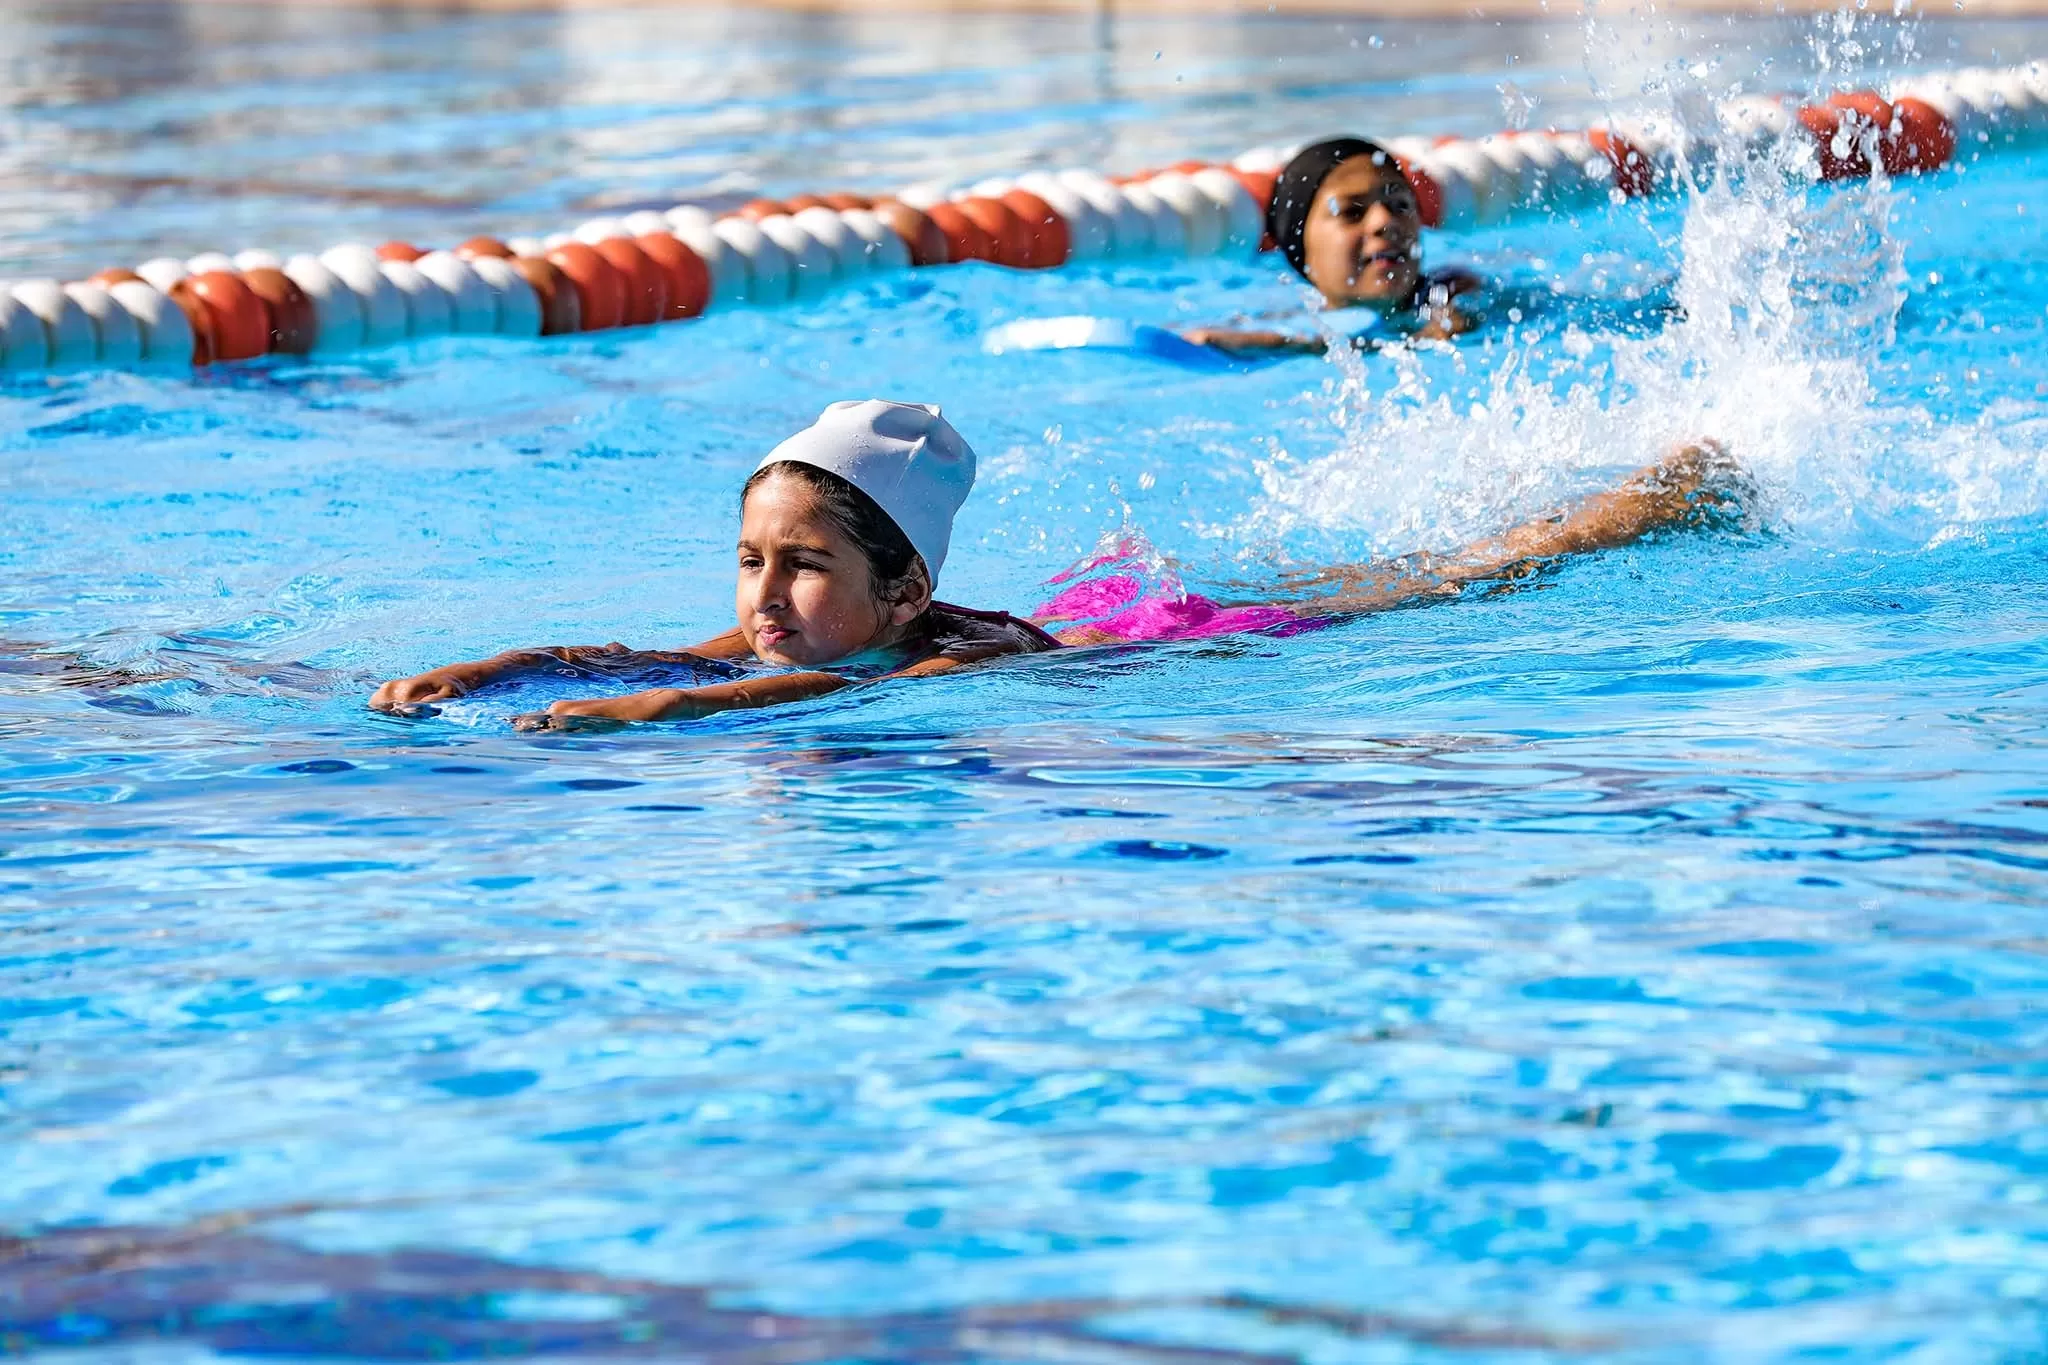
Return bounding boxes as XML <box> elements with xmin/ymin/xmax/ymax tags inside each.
<box><xmin>1266</xmin><ymin>137</ymin><xmax>1408</xmax><ymax>280</ymax></box>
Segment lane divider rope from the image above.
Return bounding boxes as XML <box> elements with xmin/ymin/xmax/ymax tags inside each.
<box><xmin>1</xmin><ymin>60</ymin><xmax>2040</xmax><ymax>374</ymax></box>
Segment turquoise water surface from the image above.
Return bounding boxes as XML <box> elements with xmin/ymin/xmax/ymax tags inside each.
<box><xmin>4</xmin><ymin>4</ymin><xmax>2048</xmax><ymax>1361</ymax></box>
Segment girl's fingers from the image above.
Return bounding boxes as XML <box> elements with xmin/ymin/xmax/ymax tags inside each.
<box><xmin>512</xmin><ymin>706</ymin><xmax>624</xmax><ymax>733</ymax></box>
<box><xmin>371</xmin><ymin>676</ymin><xmax>454</xmax><ymax>708</ymax></box>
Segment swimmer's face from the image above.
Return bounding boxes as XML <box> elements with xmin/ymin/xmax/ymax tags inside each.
<box><xmin>1300</xmin><ymin>156</ymin><xmax>1423</xmax><ymax>306</ymax></box>
<box><xmin>736</xmin><ymin>471</ymin><xmax>924</xmax><ymax>667</ymax></box>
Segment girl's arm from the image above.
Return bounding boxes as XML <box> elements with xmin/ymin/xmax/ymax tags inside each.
<box><xmin>1186</xmin><ymin>276</ymin><xmax>1484</xmax><ymax>353</ymax></box>
<box><xmin>511</xmin><ymin>651</ymin><xmax>995</xmax><ymax>732</ymax></box>
<box><xmin>1281</xmin><ymin>442</ymin><xmax>1736</xmax><ymax>614</ymax></box>
<box><xmin>370</xmin><ymin>629</ymin><xmax>754</xmax><ymax>711</ymax></box>
<box><xmin>1179</xmin><ymin>327</ymin><xmax>1327</xmax><ymax>356</ymax></box>
<box><xmin>1446</xmin><ymin>443</ymin><xmax>1732</xmax><ymax>573</ymax></box>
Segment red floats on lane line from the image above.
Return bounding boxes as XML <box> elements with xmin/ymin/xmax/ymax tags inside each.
<box><xmin>821</xmin><ymin>192</ymin><xmax>872</xmax><ymax>211</ymax></box>
<box><xmin>1801</xmin><ymin>94</ymin><xmax>1891</xmax><ymax>179</ymax></box>
<box><xmin>999</xmin><ymin>190</ymin><xmax>1070</xmax><ymax>269</ymax></box>
<box><xmin>955</xmin><ymin>197</ymin><xmax>1033</xmax><ymax>268</ymax></box>
<box><xmin>1392</xmin><ymin>157</ymin><xmax>1445</xmax><ymax>229</ymax></box>
<box><xmin>1827</xmin><ymin>91</ymin><xmax>1956</xmax><ymax>176</ymax></box>
<box><xmin>632</xmin><ymin>233</ymin><xmax>709</xmax><ymax>320</ymax></box>
<box><xmin>1887</xmin><ymin>97</ymin><xmax>1957</xmax><ymax>174</ymax></box>
<box><xmin>921</xmin><ymin>202</ymin><xmax>995</xmax><ymax>265</ymax></box>
<box><xmin>165</xmin><ymin>279</ymin><xmax>215</xmax><ymax>366</ymax></box>
<box><xmin>1826</xmin><ymin>90</ymin><xmax>1891</xmax><ymax>123</ymax></box>
<box><xmin>241</xmin><ymin>268</ymin><xmax>316</xmax><ymax>354</ymax></box>
<box><xmin>455</xmin><ymin>236</ymin><xmax>515</xmax><ymax>260</ymax></box>
<box><xmin>89</xmin><ymin>267</ymin><xmax>145</xmax><ymax>288</ymax></box>
<box><xmin>546</xmin><ymin>242</ymin><xmax>626</xmax><ymax>331</ymax></box>
<box><xmin>872</xmin><ymin>201</ymin><xmax>950</xmax><ymax>267</ymax></box>
<box><xmin>183</xmin><ymin>271</ymin><xmax>271</xmax><ymax>362</ymax></box>
<box><xmin>737</xmin><ymin>199</ymin><xmax>788</xmax><ymax>221</ymax></box>
<box><xmin>376</xmin><ymin>241</ymin><xmax>425</xmax><ymax>262</ymax></box>
<box><xmin>1587</xmin><ymin>131</ymin><xmax>1654</xmax><ymax>197</ymax></box>
<box><xmin>512</xmin><ymin>257</ymin><xmax>580</xmax><ymax>336</ymax></box>
<box><xmin>593</xmin><ymin>237</ymin><xmax>668</xmax><ymax>327</ymax></box>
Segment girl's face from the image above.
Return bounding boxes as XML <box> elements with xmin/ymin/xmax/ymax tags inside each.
<box><xmin>735</xmin><ymin>471</ymin><xmax>924</xmax><ymax>667</ymax></box>
<box><xmin>1299</xmin><ymin>157</ymin><xmax>1423</xmax><ymax>306</ymax></box>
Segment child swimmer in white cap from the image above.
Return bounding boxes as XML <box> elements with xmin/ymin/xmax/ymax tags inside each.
<box><xmin>370</xmin><ymin>401</ymin><xmax>1739</xmax><ymax>730</ymax></box>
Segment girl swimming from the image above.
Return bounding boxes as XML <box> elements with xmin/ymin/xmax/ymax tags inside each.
<box><xmin>1182</xmin><ymin>137</ymin><xmax>1482</xmax><ymax>356</ymax></box>
<box><xmin>369</xmin><ymin>400</ymin><xmax>1736</xmax><ymax>730</ymax></box>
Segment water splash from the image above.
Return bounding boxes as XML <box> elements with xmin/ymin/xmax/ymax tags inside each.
<box><xmin>1247</xmin><ymin>124</ymin><xmax>2044</xmax><ymax>561</ymax></box>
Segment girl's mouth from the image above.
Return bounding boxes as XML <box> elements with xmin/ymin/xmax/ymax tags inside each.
<box><xmin>756</xmin><ymin>624</ymin><xmax>793</xmax><ymax>648</ymax></box>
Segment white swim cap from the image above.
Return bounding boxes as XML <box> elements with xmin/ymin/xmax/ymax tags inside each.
<box><xmin>755</xmin><ymin>399</ymin><xmax>977</xmax><ymax>583</ymax></box>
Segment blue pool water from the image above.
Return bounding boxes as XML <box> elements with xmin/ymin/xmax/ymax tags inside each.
<box><xmin>5</xmin><ymin>5</ymin><xmax>2048</xmax><ymax>1361</ymax></box>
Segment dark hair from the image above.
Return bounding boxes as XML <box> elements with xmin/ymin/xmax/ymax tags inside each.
<box><xmin>742</xmin><ymin>460</ymin><xmax>923</xmax><ymax>591</ymax></box>
<box><xmin>1267</xmin><ymin>136</ymin><xmax>1410</xmax><ymax>280</ymax></box>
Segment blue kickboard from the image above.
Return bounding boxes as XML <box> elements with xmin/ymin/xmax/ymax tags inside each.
<box><xmin>981</xmin><ymin>316</ymin><xmax>1244</xmax><ymax>371</ymax></box>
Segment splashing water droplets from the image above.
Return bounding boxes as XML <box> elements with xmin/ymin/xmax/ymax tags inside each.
<box><xmin>1248</xmin><ymin>123</ymin><xmax>2040</xmax><ymax>559</ymax></box>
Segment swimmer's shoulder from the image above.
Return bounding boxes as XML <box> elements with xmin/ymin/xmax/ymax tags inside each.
<box><xmin>924</xmin><ymin>602</ymin><xmax>1064</xmax><ymax>661</ymax></box>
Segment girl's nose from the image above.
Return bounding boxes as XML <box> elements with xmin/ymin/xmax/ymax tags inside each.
<box><xmin>1362</xmin><ymin>201</ymin><xmax>1399</xmax><ymax>236</ymax></box>
<box><xmin>751</xmin><ymin>567</ymin><xmax>792</xmax><ymax>611</ymax></box>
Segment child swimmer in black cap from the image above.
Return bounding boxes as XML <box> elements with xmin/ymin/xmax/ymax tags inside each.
<box><xmin>1184</xmin><ymin>137</ymin><xmax>1482</xmax><ymax>356</ymax></box>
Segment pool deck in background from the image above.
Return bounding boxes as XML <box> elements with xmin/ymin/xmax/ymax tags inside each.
<box><xmin>9</xmin><ymin>0</ymin><xmax>2040</xmax><ymax>283</ymax></box>
<box><xmin>176</xmin><ymin>0</ymin><xmax>2048</xmax><ymax>16</ymax></box>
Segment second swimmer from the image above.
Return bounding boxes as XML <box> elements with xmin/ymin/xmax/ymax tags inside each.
<box><xmin>1184</xmin><ymin>137</ymin><xmax>1483</xmax><ymax>356</ymax></box>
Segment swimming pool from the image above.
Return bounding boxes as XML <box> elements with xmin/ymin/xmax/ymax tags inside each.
<box><xmin>5</xmin><ymin>4</ymin><xmax>2048</xmax><ymax>1360</ymax></box>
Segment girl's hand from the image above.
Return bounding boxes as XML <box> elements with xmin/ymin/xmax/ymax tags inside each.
<box><xmin>1414</xmin><ymin>306</ymin><xmax>1475</xmax><ymax>341</ymax></box>
<box><xmin>1181</xmin><ymin>327</ymin><xmax>1322</xmax><ymax>355</ymax></box>
<box><xmin>511</xmin><ymin>689</ymin><xmax>690</xmax><ymax>732</ymax></box>
<box><xmin>1413</xmin><ymin>269</ymin><xmax>1484</xmax><ymax>340</ymax></box>
<box><xmin>370</xmin><ymin>668</ymin><xmax>479</xmax><ymax>712</ymax></box>
<box><xmin>510</xmin><ymin>706</ymin><xmax>619</xmax><ymax>734</ymax></box>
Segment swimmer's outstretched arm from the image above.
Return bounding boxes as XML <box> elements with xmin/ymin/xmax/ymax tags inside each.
<box><xmin>369</xmin><ymin>631</ymin><xmax>754</xmax><ymax>712</ymax></box>
<box><xmin>509</xmin><ymin>652</ymin><xmax>994</xmax><ymax>732</ymax></box>
<box><xmin>1279</xmin><ymin>442</ymin><xmax>1737</xmax><ymax>614</ymax></box>
<box><xmin>1180</xmin><ymin>327</ymin><xmax>1330</xmax><ymax>356</ymax></box>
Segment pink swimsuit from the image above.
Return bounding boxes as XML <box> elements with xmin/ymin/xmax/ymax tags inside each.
<box><xmin>1033</xmin><ymin>574</ymin><xmax>1299</xmax><ymax>641</ymax></box>
<box><xmin>1029</xmin><ymin>542</ymin><xmax>1307</xmax><ymax>643</ymax></box>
